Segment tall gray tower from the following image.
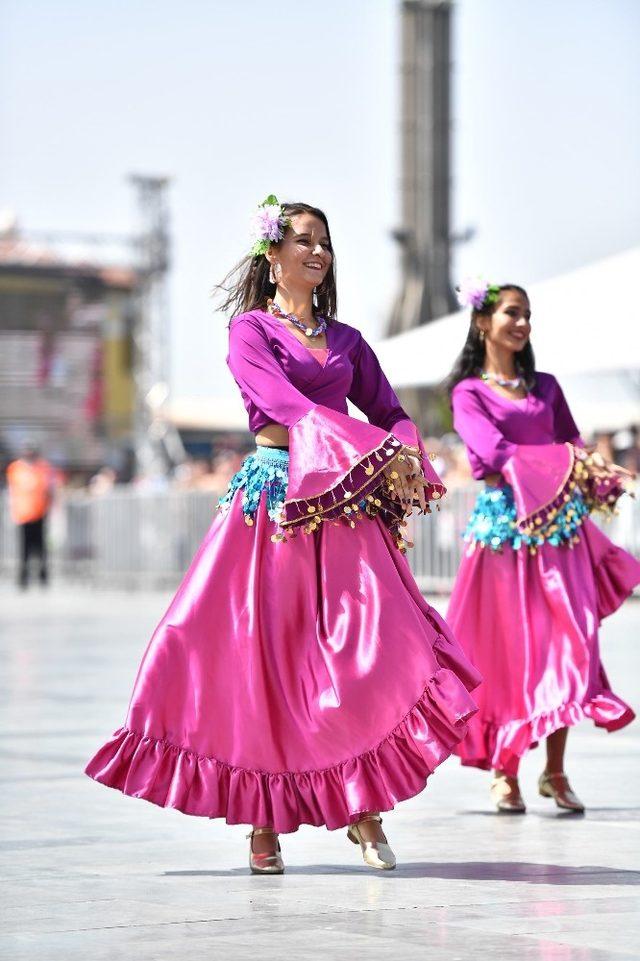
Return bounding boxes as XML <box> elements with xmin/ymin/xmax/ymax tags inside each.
<box><xmin>129</xmin><ymin>174</ymin><xmax>184</xmax><ymax>476</ymax></box>
<box><xmin>388</xmin><ymin>0</ymin><xmax>456</xmax><ymax>336</ymax></box>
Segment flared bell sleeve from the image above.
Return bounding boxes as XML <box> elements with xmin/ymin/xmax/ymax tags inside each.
<box><xmin>502</xmin><ymin>443</ymin><xmax>631</xmax><ymax>538</ymax></box>
<box><xmin>284</xmin><ymin>333</ymin><xmax>445</xmax><ymax>534</ymax></box>
<box><xmin>227</xmin><ymin>318</ymin><xmax>445</xmax><ymax>540</ymax></box>
<box><xmin>500</xmin><ymin>380</ymin><xmax>628</xmax><ymax>535</ymax></box>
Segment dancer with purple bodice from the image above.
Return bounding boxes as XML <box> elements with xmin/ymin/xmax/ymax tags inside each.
<box><xmin>86</xmin><ymin>197</ymin><xmax>481</xmax><ymax>873</ymax></box>
<box><xmin>447</xmin><ymin>280</ymin><xmax>639</xmax><ymax>813</ymax></box>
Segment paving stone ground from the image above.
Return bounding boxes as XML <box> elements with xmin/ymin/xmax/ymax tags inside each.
<box><xmin>1</xmin><ymin>586</ymin><xmax>639</xmax><ymax>961</ymax></box>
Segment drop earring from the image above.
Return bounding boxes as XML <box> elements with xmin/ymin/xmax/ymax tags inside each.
<box><xmin>312</xmin><ymin>286</ymin><xmax>318</xmax><ymax>308</ymax></box>
<box><xmin>269</xmin><ymin>263</ymin><xmax>277</xmax><ymax>285</ymax></box>
<box><xmin>478</xmin><ymin>329</ymin><xmax>485</xmax><ymax>343</ymax></box>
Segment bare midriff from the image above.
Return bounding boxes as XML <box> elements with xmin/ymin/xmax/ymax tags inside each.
<box><xmin>255</xmin><ymin>423</ymin><xmax>289</xmax><ymax>449</ymax></box>
<box><xmin>484</xmin><ymin>472</ymin><xmax>502</xmax><ymax>487</ymax></box>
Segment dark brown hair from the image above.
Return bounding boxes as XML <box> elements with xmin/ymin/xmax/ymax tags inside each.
<box><xmin>214</xmin><ymin>202</ymin><xmax>337</xmax><ymax>321</ymax></box>
<box><xmin>446</xmin><ymin>284</ymin><xmax>535</xmax><ymax>395</ymax></box>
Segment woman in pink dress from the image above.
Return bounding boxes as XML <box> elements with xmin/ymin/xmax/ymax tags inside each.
<box><xmin>447</xmin><ymin>280</ymin><xmax>639</xmax><ymax>813</ymax></box>
<box><xmin>85</xmin><ymin>197</ymin><xmax>480</xmax><ymax>873</ymax></box>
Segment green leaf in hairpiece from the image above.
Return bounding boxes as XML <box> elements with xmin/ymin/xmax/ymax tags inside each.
<box><xmin>251</xmin><ymin>238</ymin><xmax>271</xmax><ymax>257</ymax></box>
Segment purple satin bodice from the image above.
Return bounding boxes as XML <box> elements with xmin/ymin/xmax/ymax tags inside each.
<box><xmin>452</xmin><ymin>373</ymin><xmax>582</xmax><ymax>479</ymax></box>
<box><xmin>227</xmin><ymin>309</ymin><xmax>412</xmax><ymax>436</ymax></box>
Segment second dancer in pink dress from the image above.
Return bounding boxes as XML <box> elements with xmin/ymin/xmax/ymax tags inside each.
<box><xmin>446</xmin><ymin>280</ymin><xmax>638</xmax><ymax>813</ymax></box>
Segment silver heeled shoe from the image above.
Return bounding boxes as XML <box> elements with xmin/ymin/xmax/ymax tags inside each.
<box><xmin>490</xmin><ymin>774</ymin><xmax>526</xmax><ymax>814</ymax></box>
<box><xmin>538</xmin><ymin>771</ymin><xmax>585</xmax><ymax>813</ymax></box>
<box><xmin>347</xmin><ymin>814</ymin><xmax>396</xmax><ymax>870</ymax></box>
<box><xmin>247</xmin><ymin>827</ymin><xmax>285</xmax><ymax>875</ymax></box>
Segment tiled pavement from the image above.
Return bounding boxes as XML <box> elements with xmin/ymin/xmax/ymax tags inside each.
<box><xmin>1</xmin><ymin>587</ymin><xmax>638</xmax><ymax>960</ymax></box>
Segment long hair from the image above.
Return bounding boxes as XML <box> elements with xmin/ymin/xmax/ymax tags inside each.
<box><xmin>446</xmin><ymin>284</ymin><xmax>536</xmax><ymax>395</ymax></box>
<box><xmin>213</xmin><ymin>202</ymin><xmax>337</xmax><ymax>321</ymax></box>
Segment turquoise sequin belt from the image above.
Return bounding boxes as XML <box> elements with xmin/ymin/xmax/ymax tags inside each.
<box><xmin>464</xmin><ymin>484</ymin><xmax>589</xmax><ymax>551</ymax></box>
<box><xmin>218</xmin><ymin>447</ymin><xmax>289</xmax><ymax>526</ymax></box>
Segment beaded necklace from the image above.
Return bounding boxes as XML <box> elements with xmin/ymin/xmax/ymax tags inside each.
<box><xmin>480</xmin><ymin>370</ymin><xmax>524</xmax><ymax>391</ymax></box>
<box><xmin>267</xmin><ymin>299</ymin><xmax>328</xmax><ymax>339</ymax></box>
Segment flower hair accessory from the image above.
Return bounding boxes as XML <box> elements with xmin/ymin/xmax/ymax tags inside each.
<box><xmin>250</xmin><ymin>195</ymin><xmax>290</xmax><ymax>256</ymax></box>
<box><xmin>456</xmin><ymin>277</ymin><xmax>500</xmax><ymax>312</ymax></box>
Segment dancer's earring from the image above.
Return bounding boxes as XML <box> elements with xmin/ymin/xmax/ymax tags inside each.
<box><xmin>478</xmin><ymin>329</ymin><xmax>485</xmax><ymax>343</ymax></box>
<box><xmin>269</xmin><ymin>262</ymin><xmax>278</xmax><ymax>285</ymax></box>
<box><xmin>312</xmin><ymin>286</ymin><xmax>318</xmax><ymax>308</ymax></box>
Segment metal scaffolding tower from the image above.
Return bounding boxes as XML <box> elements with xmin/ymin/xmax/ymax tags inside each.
<box><xmin>129</xmin><ymin>174</ymin><xmax>184</xmax><ymax>476</ymax></box>
<box><xmin>388</xmin><ymin>0</ymin><xmax>456</xmax><ymax>336</ymax></box>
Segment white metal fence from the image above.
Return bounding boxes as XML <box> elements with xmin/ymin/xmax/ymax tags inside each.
<box><xmin>1</xmin><ymin>485</ymin><xmax>638</xmax><ymax>593</ymax></box>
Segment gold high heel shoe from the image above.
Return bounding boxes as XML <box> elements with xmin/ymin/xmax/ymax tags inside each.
<box><xmin>538</xmin><ymin>771</ymin><xmax>585</xmax><ymax>813</ymax></box>
<box><xmin>490</xmin><ymin>774</ymin><xmax>526</xmax><ymax>813</ymax></box>
<box><xmin>246</xmin><ymin>827</ymin><xmax>285</xmax><ymax>875</ymax></box>
<box><xmin>347</xmin><ymin>814</ymin><xmax>396</xmax><ymax>870</ymax></box>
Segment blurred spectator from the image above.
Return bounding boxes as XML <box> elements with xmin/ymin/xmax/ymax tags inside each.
<box><xmin>434</xmin><ymin>433</ymin><xmax>473</xmax><ymax>489</ymax></box>
<box><xmin>133</xmin><ymin>471</ymin><xmax>170</xmax><ymax>492</ymax></box>
<box><xmin>594</xmin><ymin>431</ymin><xmax>615</xmax><ymax>463</ymax></box>
<box><xmin>173</xmin><ymin>457</ymin><xmax>210</xmax><ymax>490</ymax></box>
<box><xmin>88</xmin><ymin>466</ymin><xmax>117</xmax><ymax>496</ymax></box>
<box><xmin>613</xmin><ymin>426</ymin><xmax>640</xmax><ymax>474</ymax></box>
<box><xmin>6</xmin><ymin>442</ymin><xmax>55</xmax><ymax>588</ymax></box>
<box><xmin>423</xmin><ymin>436</ymin><xmax>447</xmax><ymax>478</ymax></box>
<box><xmin>173</xmin><ymin>450</ymin><xmax>244</xmax><ymax>492</ymax></box>
<box><xmin>208</xmin><ymin>450</ymin><xmax>243</xmax><ymax>489</ymax></box>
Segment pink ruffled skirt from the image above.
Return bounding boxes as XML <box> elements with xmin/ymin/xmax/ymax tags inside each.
<box><xmin>85</xmin><ymin>451</ymin><xmax>480</xmax><ymax>833</ymax></box>
<box><xmin>448</xmin><ymin>515</ymin><xmax>638</xmax><ymax>776</ymax></box>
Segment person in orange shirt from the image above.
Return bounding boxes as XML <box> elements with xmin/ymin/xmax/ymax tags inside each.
<box><xmin>6</xmin><ymin>443</ymin><xmax>54</xmax><ymax>588</ymax></box>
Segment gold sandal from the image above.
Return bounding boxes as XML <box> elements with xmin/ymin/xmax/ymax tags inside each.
<box><xmin>347</xmin><ymin>814</ymin><xmax>396</xmax><ymax>870</ymax></box>
<box><xmin>490</xmin><ymin>774</ymin><xmax>526</xmax><ymax>813</ymax></box>
<box><xmin>538</xmin><ymin>771</ymin><xmax>585</xmax><ymax>813</ymax></box>
<box><xmin>246</xmin><ymin>827</ymin><xmax>285</xmax><ymax>875</ymax></box>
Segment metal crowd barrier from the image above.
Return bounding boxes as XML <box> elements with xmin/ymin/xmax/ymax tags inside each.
<box><xmin>1</xmin><ymin>485</ymin><xmax>638</xmax><ymax>593</ymax></box>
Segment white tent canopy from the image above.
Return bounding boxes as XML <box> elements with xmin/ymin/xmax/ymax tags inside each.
<box><xmin>167</xmin><ymin>395</ymin><xmax>248</xmax><ymax>432</ymax></box>
<box><xmin>375</xmin><ymin>247</ymin><xmax>640</xmax><ymax>433</ymax></box>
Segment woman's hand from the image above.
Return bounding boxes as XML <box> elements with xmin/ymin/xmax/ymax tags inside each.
<box><xmin>574</xmin><ymin>443</ymin><xmax>635</xmax><ymax>479</ymax></box>
<box><xmin>382</xmin><ymin>453</ymin><xmax>430</xmax><ymax>515</ymax></box>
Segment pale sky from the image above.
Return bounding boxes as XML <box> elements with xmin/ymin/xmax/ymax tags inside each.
<box><xmin>2</xmin><ymin>0</ymin><xmax>639</xmax><ymax>399</ymax></box>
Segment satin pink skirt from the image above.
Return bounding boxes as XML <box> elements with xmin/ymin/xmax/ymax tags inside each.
<box><xmin>86</xmin><ymin>493</ymin><xmax>481</xmax><ymax>832</ymax></box>
<box><xmin>448</xmin><ymin>518</ymin><xmax>638</xmax><ymax>775</ymax></box>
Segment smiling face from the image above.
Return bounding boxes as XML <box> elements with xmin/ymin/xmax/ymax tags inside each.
<box><xmin>266</xmin><ymin>212</ymin><xmax>333</xmax><ymax>292</ymax></box>
<box><xmin>478</xmin><ymin>289</ymin><xmax>531</xmax><ymax>353</ymax></box>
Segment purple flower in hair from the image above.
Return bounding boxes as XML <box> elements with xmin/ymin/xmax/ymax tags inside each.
<box><xmin>250</xmin><ymin>194</ymin><xmax>290</xmax><ymax>256</ymax></box>
<box><xmin>456</xmin><ymin>276</ymin><xmax>500</xmax><ymax>311</ymax></box>
<box><xmin>252</xmin><ymin>205</ymin><xmax>284</xmax><ymax>242</ymax></box>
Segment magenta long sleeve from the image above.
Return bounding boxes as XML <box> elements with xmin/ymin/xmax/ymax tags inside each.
<box><xmin>452</xmin><ymin>383</ymin><xmax>517</xmax><ymax>476</ymax></box>
<box><xmin>551</xmin><ymin>380</ymin><xmax>582</xmax><ymax>445</ymax></box>
<box><xmin>347</xmin><ymin>332</ymin><xmax>412</xmax><ymax>432</ymax></box>
<box><xmin>227</xmin><ymin>315</ymin><xmax>315</xmax><ymax>429</ymax></box>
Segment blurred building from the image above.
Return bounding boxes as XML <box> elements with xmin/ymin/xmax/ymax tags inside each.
<box><xmin>0</xmin><ymin>224</ymin><xmax>139</xmax><ymax>479</ymax></box>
